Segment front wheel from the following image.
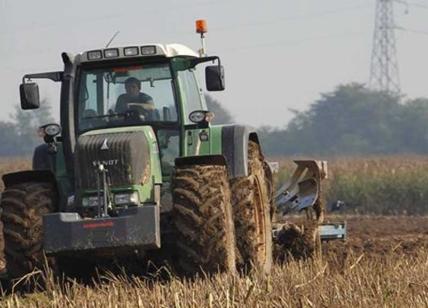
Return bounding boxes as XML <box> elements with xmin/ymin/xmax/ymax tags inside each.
<box><xmin>171</xmin><ymin>164</ymin><xmax>236</xmax><ymax>275</ymax></box>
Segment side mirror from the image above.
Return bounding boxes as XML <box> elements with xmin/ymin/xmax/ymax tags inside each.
<box><xmin>205</xmin><ymin>65</ymin><xmax>225</xmax><ymax>91</ymax></box>
<box><xmin>20</xmin><ymin>83</ymin><xmax>40</xmax><ymax>110</ymax></box>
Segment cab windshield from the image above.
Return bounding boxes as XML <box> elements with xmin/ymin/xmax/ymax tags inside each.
<box><xmin>77</xmin><ymin>63</ymin><xmax>178</xmax><ymax>133</ymax></box>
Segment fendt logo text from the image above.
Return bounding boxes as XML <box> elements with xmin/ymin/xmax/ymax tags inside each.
<box><xmin>92</xmin><ymin>159</ymin><xmax>119</xmax><ymax>167</ymax></box>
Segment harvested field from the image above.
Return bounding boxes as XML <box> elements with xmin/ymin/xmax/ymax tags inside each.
<box><xmin>0</xmin><ymin>215</ymin><xmax>424</xmax><ymax>307</ymax></box>
<box><xmin>323</xmin><ymin>215</ymin><xmax>428</xmax><ymax>260</ymax></box>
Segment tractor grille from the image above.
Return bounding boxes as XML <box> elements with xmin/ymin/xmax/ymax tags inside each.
<box><xmin>75</xmin><ymin>131</ymin><xmax>151</xmax><ymax>190</ymax></box>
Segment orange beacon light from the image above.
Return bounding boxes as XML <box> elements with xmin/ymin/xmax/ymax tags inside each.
<box><xmin>195</xmin><ymin>19</ymin><xmax>207</xmax><ymax>34</ymax></box>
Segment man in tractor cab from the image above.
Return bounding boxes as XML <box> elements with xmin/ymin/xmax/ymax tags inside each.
<box><xmin>115</xmin><ymin>77</ymin><xmax>158</xmax><ymax>120</ymax></box>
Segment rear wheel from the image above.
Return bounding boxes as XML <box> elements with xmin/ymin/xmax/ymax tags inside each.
<box><xmin>0</xmin><ymin>182</ymin><xmax>56</xmax><ymax>279</ymax></box>
<box><xmin>172</xmin><ymin>164</ymin><xmax>236</xmax><ymax>275</ymax></box>
<box><xmin>230</xmin><ymin>141</ymin><xmax>273</xmax><ymax>274</ymax></box>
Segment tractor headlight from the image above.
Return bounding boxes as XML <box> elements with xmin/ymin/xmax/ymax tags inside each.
<box><xmin>44</xmin><ymin>123</ymin><xmax>61</xmax><ymax>137</ymax></box>
<box><xmin>87</xmin><ymin>50</ymin><xmax>102</xmax><ymax>61</ymax></box>
<box><xmin>189</xmin><ymin>110</ymin><xmax>209</xmax><ymax>123</ymax></box>
<box><xmin>82</xmin><ymin>196</ymin><xmax>104</xmax><ymax>207</ymax></box>
<box><xmin>124</xmin><ymin>46</ymin><xmax>139</xmax><ymax>56</ymax></box>
<box><xmin>114</xmin><ymin>192</ymin><xmax>139</xmax><ymax>206</ymax></box>
<box><xmin>141</xmin><ymin>45</ymin><xmax>157</xmax><ymax>55</ymax></box>
<box><xmin>104</xmin><ymin>48</ymin><xmax>119</xmax><ymax>58</ymax></box>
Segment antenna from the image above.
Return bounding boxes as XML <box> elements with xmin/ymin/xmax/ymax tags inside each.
<box><xmin>369</xmin><ymin>0</ymin><xmax>401</xmax><ymax>93</ymax></box>
<box><xmin>105</xmin><ymin>31</ymin><xmax>120</xmax><ymax>48</ymax></box>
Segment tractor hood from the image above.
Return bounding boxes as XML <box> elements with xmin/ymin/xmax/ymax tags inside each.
<box><xmin>74</xmin><ymin>128</ymin><xmax>152</xmax><ymax>191</ymax></box>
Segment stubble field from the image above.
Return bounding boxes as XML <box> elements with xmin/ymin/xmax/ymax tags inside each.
<box><xmin>0</xmin><ymin>157</ymin><xmax>427</xmax><ymax>307</ymax></box>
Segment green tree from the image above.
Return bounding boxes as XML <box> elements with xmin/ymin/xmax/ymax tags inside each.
<box><xmin>304</xmin><ymin>84</ymin><xmax>402</xmax><ymax>155</ymax></box>
<box><xmin>261</xmin><ymin>84</ymin><xmax>406</xmax><ymax>156</ymax></box>
<box><xmin>398</xmin><ymin>98</ymin><xmax>428</xmax><ymax>153</ymax></box>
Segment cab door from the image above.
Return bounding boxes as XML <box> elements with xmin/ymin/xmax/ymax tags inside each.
<box><xmin>177</xmin><ymin>69</ymin><xmax>211</xmax><ymax>156</ymax></box>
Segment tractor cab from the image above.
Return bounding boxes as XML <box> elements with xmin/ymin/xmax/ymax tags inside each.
<box><xmin>20</xmin><ymin>44</ymin><xmax>224</xmax><ymax>138</ymax></box>
<box><xmin>75</xmin><ymin>44</ymin><xmax>223</xmax><ymax>134</ymax></box>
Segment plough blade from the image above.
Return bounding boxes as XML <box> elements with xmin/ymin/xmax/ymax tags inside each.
<box><xmin>274</xmin><ymin>160</ymin><xmax>328</xmax><ymax>215</ymax></box>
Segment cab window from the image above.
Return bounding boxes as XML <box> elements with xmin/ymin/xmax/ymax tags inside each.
<box><xmin>77</xmin><ymin>63</ymin><xmax>178</xmax><ymax>133</ymax></box>
<box><xmin>178</xmin><ymin>69</ymin><xmax>205</xmax><ymax>124</ymax></box>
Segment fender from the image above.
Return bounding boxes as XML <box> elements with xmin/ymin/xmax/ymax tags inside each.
<box><xmin>221</xmin><ymin>125</ymin><xmax>261</xmax><ymax>178</ymax></box>
<box><xmin>2</xmin><ymin>170</ymin><xmax>57</xmax><ymax>189</ymax></box>
<box><xmin>175</xmin><ymin>154</ymin><xmax>226</xmax><ymax>167</ymax></box>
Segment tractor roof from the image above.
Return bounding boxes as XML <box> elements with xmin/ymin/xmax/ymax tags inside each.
<box><xmin>81</xmin><ymin>43</ymin><xmax>199</xmax><ymax>63</ymax></box>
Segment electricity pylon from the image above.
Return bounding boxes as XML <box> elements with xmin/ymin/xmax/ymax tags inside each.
<box><xmin>369</xmin><ymin>0</ymin><xmax>401</xmax><ymax>93</ymax></box>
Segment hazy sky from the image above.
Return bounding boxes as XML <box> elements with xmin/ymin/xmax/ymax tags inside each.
<box><xmin>1</xmin><ymin>0</ymin><xmax>428</xmax><ymax>127</ymax></box>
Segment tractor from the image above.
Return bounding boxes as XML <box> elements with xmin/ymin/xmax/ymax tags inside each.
<box><xmin>0</xmin><ymin>21</ymin><xmax>275</xmax><ymax>279</ymax></box>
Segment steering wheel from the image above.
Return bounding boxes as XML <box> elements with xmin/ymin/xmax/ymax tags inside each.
<box><xmin>125</xmin><ymin>103</ymin><xmax>150</xmax><ymax>121</ymax></box>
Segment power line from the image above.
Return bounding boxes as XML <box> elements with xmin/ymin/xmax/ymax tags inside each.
<box><xmin>398</xmin><ymin>0</ymin><xmax>428</xmax><ymax>9</ymax></box>
<box><xmin>396</xmin><ymin>25</ymin><xmax>428</xmax><ymax>35</ymax></box>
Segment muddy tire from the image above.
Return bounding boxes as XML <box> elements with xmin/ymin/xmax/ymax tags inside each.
<box><xmin>0</xmin><ymin>182</ymin><xmax>56</xmax><ymax>279</ymax></box>
<box><xmin>230</xmin><ymin>141</ymin><xmax>273</xmax><ymax>274</ymax></box>
<box><xmin>172</xmin><ymin>164</ymin><xmax>236</xmax><ymax>275</ymax></box>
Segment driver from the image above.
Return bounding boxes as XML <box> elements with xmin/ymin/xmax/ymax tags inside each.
<box><xmin>115</xmin><ymin>77</ymin><xmax>155</xmax><ymax>114</ymax></box>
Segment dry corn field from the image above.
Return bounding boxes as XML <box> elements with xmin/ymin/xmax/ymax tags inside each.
<box><xmin>0</xmin><ymin>157</ymin><xmax>427</xmax><ymax>307</ymax></box>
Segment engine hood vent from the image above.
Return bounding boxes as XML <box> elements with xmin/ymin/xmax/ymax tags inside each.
<box><xmin>75</xmin><ymin>131</ymin><xmax>150</xmax><ymax>190</ymax></box>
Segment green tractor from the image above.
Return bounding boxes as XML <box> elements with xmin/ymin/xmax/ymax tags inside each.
<box><xmin>0</xmin><ymin>30</ymin><xmax>274</xmax><ymax>279</ymax></box>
